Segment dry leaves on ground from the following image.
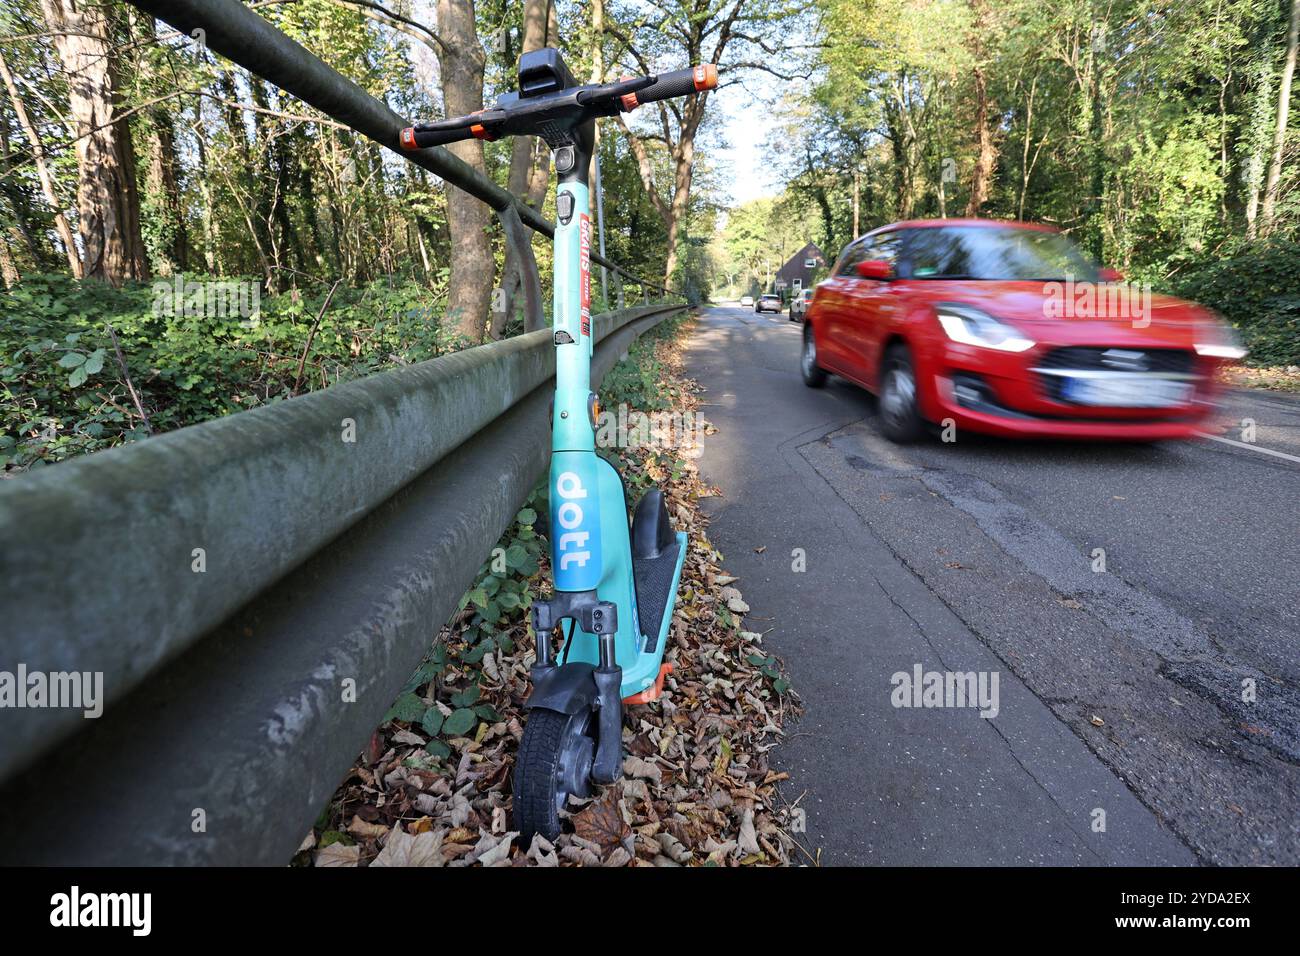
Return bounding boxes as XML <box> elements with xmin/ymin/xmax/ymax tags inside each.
<box><xmin>299</xmin><ymin>316</ymin><xmax>802</xmax><ymax>867</ymax></box>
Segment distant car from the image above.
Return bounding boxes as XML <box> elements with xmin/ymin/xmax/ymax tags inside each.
<box><xmin>755</xmin><ymin>294</ymin><xmax>781</xmax><ymax>314</ymax></box>
<box><xmin>790</xmin><ymin>288</ymin><xmax>814</xmax><ymax>322</ymax></box>
<box><xmin>801</xmin><ymin>218</ymin><xmax>1245</xmax><ymax>442</ymax></box>
<box><xmin>739</xmin><ymin>295</ymin><xmax>755</xmax><ymax>307</ymax></box>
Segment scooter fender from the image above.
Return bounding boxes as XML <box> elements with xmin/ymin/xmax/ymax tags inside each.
<box><xmin>524</xmin><ymin>662</ymin><xmax>597</xmax><ymax>715</ymax></box>
<box><xmin>523</xmin><ymin>661</ymin><xmax>624</xmax><ymax>784</ymax></box>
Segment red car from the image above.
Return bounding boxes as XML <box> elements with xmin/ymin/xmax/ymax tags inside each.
<box><xmin>801</xmin><ymin>219</ymin><xmax>1246</xmax><ymax>442</ymax></box>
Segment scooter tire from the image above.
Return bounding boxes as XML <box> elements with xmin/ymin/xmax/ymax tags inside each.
<box><xmin>513</xmin><ymin>708</ymin><xmax>596</xmax><ymax>846</ymax></box>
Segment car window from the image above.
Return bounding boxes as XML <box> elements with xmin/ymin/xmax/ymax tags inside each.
<box><xmin>837</xmin><ymin>233</ymin><xmax>899</xmax><ymax>276</ymax></box>
<box><xmin>862</xmin><ymin>233</ymin><xmax>900</xmax><ymax>269</ymax></box>
<box><xmin>904</xmin><ymin>226</ymin><xmax>1099</xmax><ymax>281</ymax></box>
<box><xmin>835</xmin><ymin>240</ymin><xmax>868</xmax><ymax>276</ymax></box>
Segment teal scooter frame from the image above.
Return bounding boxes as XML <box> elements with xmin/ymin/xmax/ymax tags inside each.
<box><xmin>402</xmin><ymin>49</ymin><xmax>717</xmax><ymax>842</ymax></box>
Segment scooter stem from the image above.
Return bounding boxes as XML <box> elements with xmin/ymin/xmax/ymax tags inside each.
<box><xmin>548</xmin><ymin>122</ymin><xmax>604</xmax><ymax>595</ymax></box>
<box><xmin>552</xmin><ymin>122</ymin><xmax>596</xmax><ymax>455</ymax></box>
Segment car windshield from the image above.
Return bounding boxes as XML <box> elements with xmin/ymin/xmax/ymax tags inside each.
<box><xmin>907</xmin><ymin>226</ymin><xmax>1099</xmax><ymax>282</ymax></box>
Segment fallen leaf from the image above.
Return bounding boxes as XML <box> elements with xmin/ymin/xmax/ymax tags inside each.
<box><xmin>469</xmin><ymin>831</ymin><xmax>517</xmax><ymax>866</ymax></box>
<box><xmin>347</xmin><ymin>815</ymin><xmax>389</xmax><ymax>840</ymax></box>
<box><xmin>623</xmin><ymin>755</ymin><xmax>663</xmax><ymax>784</ymax></box>
<box><xmin>370</xmin><ymin>825</ymin><xmax>444</xmax><ymax>867</ymax></box>
<box><xmin>574</xmin><ymin>792</ymin><xmax>631</xmax><ymax>850</ymax></box>
<box><xmin>314</xmin><ymin>843</ymin><xmax>360</xmax><ymax>867</ymax></box>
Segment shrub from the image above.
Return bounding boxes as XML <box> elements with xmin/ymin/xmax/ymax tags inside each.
<box><xmin>0</xmin><ymin>274</ymin><xmax>457</xmax><ymax>471</ymax></box>
<box><xmin>1164</xmin><ymin>240</ymin><xmax>1300</xmax><ymax>367</ymax></box>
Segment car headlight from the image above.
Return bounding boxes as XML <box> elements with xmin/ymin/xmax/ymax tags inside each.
<box><xmin>1194</xmin><ymin>321</ymin><xmax>1247</xmax><ymax>360</ymax></box>
<box><xmin>935</xmin><ymin>304</ymin><xmax>1035</xmax><ymax>353</ymax></box>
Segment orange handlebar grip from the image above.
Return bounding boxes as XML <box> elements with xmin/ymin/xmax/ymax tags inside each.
<box><xmin>693</xmin><ymin>64</ymin><xmax>718</xmax><ymax>91</ymax></box>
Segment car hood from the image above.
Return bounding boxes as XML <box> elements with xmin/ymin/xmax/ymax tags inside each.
<box><xmin>917</xmin><ymin>280</ymin><xmax>1213</xmax><ymax>347</ymax></box>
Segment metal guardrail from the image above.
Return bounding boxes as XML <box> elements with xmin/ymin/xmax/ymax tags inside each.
<box><xmin>0</xmin><ymin>303</ymin><xmax>683</xmax><ymax>864</ymax></box>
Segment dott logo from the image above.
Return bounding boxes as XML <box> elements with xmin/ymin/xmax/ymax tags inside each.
<box><xmin>555</xmin><ymin>471</ymin><xmax>592</xmax><ymax>571</ymax></box>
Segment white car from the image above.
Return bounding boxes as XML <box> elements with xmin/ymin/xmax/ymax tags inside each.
<box><xmin>755</xmin><ymin>294</ymin><xmax>781</xmax><ymax>314</ymax></box>
<box><xmin>739</xmin><ymin>295</ymin><xmax>755</xmax><ymax>307</ymax></box>
<box><xmin>790</xmin><ymin>288</ymin><xmax>814</xmax><ymax>322</ymax></box>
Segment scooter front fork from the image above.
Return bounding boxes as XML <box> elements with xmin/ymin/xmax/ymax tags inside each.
<box><xmin>530</xmin><ymin>591</ymin><xmax>624</xmax><ymax>785</ymax></box>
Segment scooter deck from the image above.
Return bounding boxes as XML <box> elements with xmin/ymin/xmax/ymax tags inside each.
<box><xmin>635</xmin><ymin>532</ymin><xmax>686</xmax><ymax>653</ymax></box>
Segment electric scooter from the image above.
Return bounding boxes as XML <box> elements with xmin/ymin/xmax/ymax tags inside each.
<box><xmin>401</xmin><ymin>50</ymin><xmax>717</xmax><ymax>843</ymax></box>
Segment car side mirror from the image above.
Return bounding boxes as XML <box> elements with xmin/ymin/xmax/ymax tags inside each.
<box><xmin>1099</xmin><ymin>267</ymin><xmax>1124</xmax><ymax>282</ymax></box>
<box><xmin>856</xmin><ymin>259</ymin><xmax>893</xmax><ymax>280</ymax></box>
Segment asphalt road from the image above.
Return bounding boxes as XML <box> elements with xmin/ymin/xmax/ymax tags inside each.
<box><xmin>683</xmin><ymin>304</ymin><xmax>1300</xmax><ymax>866</ymax></box>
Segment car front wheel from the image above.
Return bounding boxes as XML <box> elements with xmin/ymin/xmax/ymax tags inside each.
<box><xmin>878</xmin><ymin>343</ymin><xmax>926</xmax><ymax>442</ymax></box>
<box><xmin>801</xmin><ymin>324</ymin><xmax>827</xmax><ymax>388</ymax></box>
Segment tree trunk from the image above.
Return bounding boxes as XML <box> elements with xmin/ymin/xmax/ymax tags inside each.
<box><xmin>1244</xmin><ymin>55</ymin><xmax>1274</xmax><ymax>239</ymax></box>
<box><xmin>613</xmin><ymin>9</ymin><xmax>719</xmax><ymax>290</ymax></box>
<box><xmin>0</xmin><ymin>48</ymin><xmax>82</xmax><ymax>276</ymax></box>
<box><xmin>1261</xmin><ymin>0</ymin><xmax>1299</xmax><ymax>235</ymax></box>
<box><xmin>0</xmin><ymin>230</ymin><xmax>19</xmax><ymax>287</ymax></box>
<box><xmin>662</xmin><ymin>136</ymin><xmax>697</xmax><ymax>285</ymax></box>
<box><xmin>134</xmin><ymin>12</ymin><xmax>187</xmax><ymax>275</ymax></box>
<box><xmin>40</xmin><ymin>0</ymin><xmax>148</xmax><ymax>284</ymax></box>
<box><xmin>492</xmin><ymin>0</ymin><xmax>556</xmax><ymax>339</ymax></box>
<box><xmin>143</xmin><ymin>114</ymin><xmax>188</xmax><ymax>275</ymax></box>
<box><xmin>965</xmin><ymin>66</ymin><xmax>997</xmax><ymax>216</ymax></box>
<box><xmin>193</xmin><ymin>121</ymin><xmax>220</xmax><ymax>272</ymax></box>
<box><xmin>435</xmin><ymin>0</ymin><xmax>493</xmax><ymax>341</ymax></box>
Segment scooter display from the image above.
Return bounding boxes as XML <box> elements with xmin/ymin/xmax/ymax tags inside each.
<box><xmin>401</xmin><ymin>49</ymin><xmax>718</xmax><ymax>842</ymax></box>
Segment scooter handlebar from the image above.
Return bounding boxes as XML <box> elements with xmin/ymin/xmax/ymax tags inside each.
<box><xmin>399</xmin><ymin>121</ymin><xmax>488</xmax><ymax>150</ymax></box>
<box><xmin>621</xmin><ymin>64</ymin><xmax>717</xmax><ymax>110</ymax></box>
<box><xmin>398</xmin><ymin>63</ymin><xmax>718</xmax><ymax>151</ymax></box>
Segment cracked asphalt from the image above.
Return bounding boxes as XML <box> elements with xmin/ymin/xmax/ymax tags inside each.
<box><xmin>684</xmin><ymin>305</ymin><xmax>1299</xmax><ymax>865</ymax></box>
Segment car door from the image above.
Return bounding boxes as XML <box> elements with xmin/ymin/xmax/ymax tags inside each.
<box><xmin>839</xmin><ymin>231</ymin><xmax>902</xmax><ymax>388</ymax></box>
<box><xmin>814</xmin><ymin>239</ymin><xmax>868</xmax><ymax>373</ymax></box>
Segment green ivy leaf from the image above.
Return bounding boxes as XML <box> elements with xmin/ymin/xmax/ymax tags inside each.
<box><xmin>442</xmin><ymin>708</ymin><xmax>476</xmax><ymax>737</ymax></box>
<box><xmin>451</xmin><ymin>685</ymin><xmax>480</xmax><ymax>708</ymax></box>
<box><xmin>461</xmin><ymin>641</ymin><xmax>490</xmax><ymax>664</ymax></box>
<box><xmin>58</xmin><ymin>351</ymin><xmax>85</xmax><ymax>368</ymax></box>
<box><xmin>384</xmin><ymin>692</ymin><xmax>424</xmax><ymax>723</ymax></box>
<box><xmin>318</xmin><ymin>830</ymin><xmax>354</xmax><ymax>847</ymax></box>
<box><xmin>419</xmin><ymin>707</ymin><xmax>444</xmax><ymax>737</ymax></box>
<box><xmin>424</xmin><ymin>739</ymin><xmax>451</xmax><ymax>760</ymax></box>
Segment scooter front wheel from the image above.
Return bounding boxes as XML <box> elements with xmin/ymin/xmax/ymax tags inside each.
<box><xmin>513</xmin><ymin>708</ymin><xmax>597</xmax><ymax>845</ymax></box>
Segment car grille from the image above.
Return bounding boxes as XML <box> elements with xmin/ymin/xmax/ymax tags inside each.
<box><xmin>1036</xmin><ymin>347</ymin><xmax>1196</xmax><ymax>404</ymax></box>
<box><xmin>1037</xmin><ymin>347</ymin><xmax>1193</xmax><ymax>374</ymax></box>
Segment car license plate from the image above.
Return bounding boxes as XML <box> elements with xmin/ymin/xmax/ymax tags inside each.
<box><xmin>1062</xmin><ymin>376</ymin><xmax>1192</xmax><ymax>407</ymax></box>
